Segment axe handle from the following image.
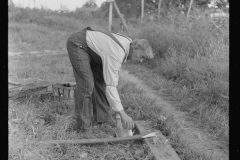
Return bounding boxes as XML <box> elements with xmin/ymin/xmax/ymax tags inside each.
<box><xmin>41</xmin><ymin>133</ymin><xmax>152</xmax><ymax>145</ymax></box>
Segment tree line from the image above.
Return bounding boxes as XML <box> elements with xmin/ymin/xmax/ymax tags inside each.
<box><xmin>81</xmin><ymin>0</ymin><xmax>228</xmax><ymax>19</ymax></box>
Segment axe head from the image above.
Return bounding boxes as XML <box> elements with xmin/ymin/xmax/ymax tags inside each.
<box><xmin>115</xmin><ymin>128</ymin><xmax>133</xmax><ymax>137</ymax></box>
<box><xmin>115</xmin><ymin>113</ymin><xmax>133</xmax><ymax>137</ymax></box>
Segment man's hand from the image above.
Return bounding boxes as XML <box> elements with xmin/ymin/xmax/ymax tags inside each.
<box><xmin>117</xmin><ymin>110</ymin><xmax>134</xmax><ymax>130</ymax></box>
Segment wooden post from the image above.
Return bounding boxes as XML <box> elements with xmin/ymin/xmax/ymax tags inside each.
<box><xmin>113</xmin><ymin>1</ymin><xmax>128</xmax><ymax>33</ymax></box>
<box><xmin>186</xmin><ymin>0</ymin><xmax>194</xmax><ymax>20</ymax></box>
<box><xmin>109</xmin><ymin>1</ymin><xmax>113</xmax><ymax>32</ymax></box>
<box><xmin>141</xmin><ymin>0</ymin><xmax>144</xmax><ymax>23</ymax></box>
<box><xmin>157</xmin><ymin>0</ymin><xmax>162</xmax><ymax>18</ymax></box>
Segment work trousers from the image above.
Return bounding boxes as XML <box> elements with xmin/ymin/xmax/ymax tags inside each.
<box><xmin>66</xmin><ymin>29</ymin><xmax>112</xmax><ymax>130</ymax></box>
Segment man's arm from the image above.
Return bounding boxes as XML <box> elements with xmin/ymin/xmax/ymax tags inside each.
<box><xmin>103</xmin><ymin>55</ymin><xmax>134</xmax><ymax>129</ymax></box>
<box><xmin>103</xmin><ymin>54</ymin><xmax>123</xmax><ymax>111</ymax></box>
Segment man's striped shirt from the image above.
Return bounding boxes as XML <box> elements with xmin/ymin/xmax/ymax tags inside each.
<box><xmin>86</xmin><ymin>30</ymin><xmax>132</xmax><ymax>112</ymax></box>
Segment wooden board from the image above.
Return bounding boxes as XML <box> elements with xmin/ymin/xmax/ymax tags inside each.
<box><xmin>8</xmin><ymin>81</ymin><xmax>52</xmax><ymax>99</ymax></box>
<box><xmin>135</xmin><ymin>121</ymin><xmax>180</xmax><ymax>160</ymax></box>
<box><xmin>8</xmin><ymin>81</ymin><xmax>77</xmax><ymax>100</ymax></box>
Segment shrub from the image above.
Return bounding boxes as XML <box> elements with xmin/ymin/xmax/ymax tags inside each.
<box><xmin>8</xmin><ymin>7</ymin><xmax>31</xmax><ymax>23</ymax></box>
<box><xmin>29</xmin><ymin>15</ymin><xmax>79</xmax><ymax>31</ymax></box>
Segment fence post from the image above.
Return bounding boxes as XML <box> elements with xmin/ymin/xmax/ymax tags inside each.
<box><xmin>157</xmin><ymin>0</ymin><xmax>162</xmax><ymax>18</ymax></box>
<box><xmin>109</xmin><ymin>1</ymin><xmax>113</xmax><ymax>32</ymax></box>
<box><xmin>141</xmin><ymin>0</ymin><xmax>144</xmax><ymax>23</ymax></box>
<box><xmin>186</xmin><ymin>0</ymin><xmax>194</xmax><ymax>20</ymax></box>
<box><xmin>113</xmin><ymin>1</ymin><xmax>128</xmax><ymax>34</ymax></box>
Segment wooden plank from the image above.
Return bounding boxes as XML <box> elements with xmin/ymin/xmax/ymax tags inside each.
<box><xmin>135</xmin><ymin>121</ymin><xmax>180</xmax><ymax>160</ymax></box>
<box><xmin>23</xmin><ymin>85</ymin><xmax>49</xmax><ymax>91</ymax></box>
<box><xmin>9</xmin><ymin>84</ymin><xmax>52</xmax><ymax>99</ymax></box>
<box><xmin>8</xmin><ymin>82</ymin><xmax>34</xmax><ymax>91</ymax></box>
<box><xmin>10</xmin><ymin>90</ymin><xmax>54</xmax><ymax>100</ymax></box>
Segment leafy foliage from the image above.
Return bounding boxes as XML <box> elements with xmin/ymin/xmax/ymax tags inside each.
<box><xmin>82</xmin><ymin>0</ymin><xmax>98</xmax><ymax>8</ymax></box>
<box><xmin>115</xmin><ymin>0</ymin><xmax>141</xmax><ymax>18</ymax></box>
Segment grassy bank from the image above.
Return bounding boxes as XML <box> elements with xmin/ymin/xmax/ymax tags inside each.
<box><xmin>8</xmin><ymin>7</ymin><xmax>108</xmax><ymax>52</ymax></box>
<box><xmin>124</xmin><ymin>10</ymin><xmax>229</xmax><ymax>150</ymax></box>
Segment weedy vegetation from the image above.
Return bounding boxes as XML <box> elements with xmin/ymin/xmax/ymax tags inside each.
<box><xmin>9</xmin><ymin>4</ymin><xmax>228</xmax><ymax>160</ymax></box>
<box><xmin>125</xmin><ymin>8</ymin><xmax>229</xmax><ymax>150</ymax></box>
<box><xmin>9</xmin><ymin>55</ymin><xmax>155</xmax><ymax>160</ymax></box>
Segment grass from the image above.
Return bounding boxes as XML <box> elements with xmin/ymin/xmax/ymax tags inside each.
<box><xmin>9</xmin><ymin>54</ymin><xmax>155</xmax><ymax>160</ymax></box>
<box><xmin>123</xmin><ymin>11</ymin><xmax>229</xmax><ymax>151</ymax></box>
<box><xmin>9</xmin><ymin>98</ymin><xmax>153</xmax><ymax>160</ymax></box>
<box><xmin>8</xmin><ymin>6</ymin><xmax>108</xmax><ymax>52</ymax></box>
<box><xmin>8</xmin><ymin>6</ymin><xmax>229</xmax><ymax>160</ymax></box>
<box><xmin>9</xmin><ymin>53</ymin><xmax>213</xmax><ymax>160</ymax></box>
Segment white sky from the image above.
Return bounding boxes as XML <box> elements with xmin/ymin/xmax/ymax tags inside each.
<box><xmin>12</xmin><ymin>0</ymin><xmax>107</xmax><ymax>11</ymax></box>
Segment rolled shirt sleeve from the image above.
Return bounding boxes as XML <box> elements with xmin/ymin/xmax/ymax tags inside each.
<box><xmin>103</xmin><ymin>55</ymin><xmax>123</xmax><ymax>112</ymax></box>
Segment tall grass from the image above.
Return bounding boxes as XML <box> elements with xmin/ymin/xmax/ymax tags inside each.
<box><xmin>125</xmin><ymin>9</ymin><xmax>229</xmax><ymax>149</ymax></box>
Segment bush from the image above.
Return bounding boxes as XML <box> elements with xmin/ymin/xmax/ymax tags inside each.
<box><xmin>8</xmin><ymin>7</ymin><xmax>31</xmax><ymax>23</ymax></box>
<box><xmin>29</xmin><ymin>15</ymin><xmax>79</xmax><ymax>31</ymax></box>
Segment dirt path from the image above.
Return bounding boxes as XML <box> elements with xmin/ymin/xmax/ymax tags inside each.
<box><xmin>120</xmin><ymin>69</ymin><xmax>228</xmax><ymax>160</ymax></box>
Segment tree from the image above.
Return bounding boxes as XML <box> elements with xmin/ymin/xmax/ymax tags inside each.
<box><xmin>99</xmin><ymin>0</ymin><xmax>228</xmax><ymax>20</ymax></box>
<box><xmin>8</xmin><ymin>0</ymin><xmax>14</xmax><ymax>6</ymax></box>
<box><xmin>60</xmin><ymin>4</ymin><xmax>69</xmax><ymax>13</ymax></box>
<box><xmin>99</xmin><ymin>1</ymin><xmax>110</xmax><ymax>18</ymax></box>
<box><xmin>114</xmin><ymin>0</ymin><xmax>140</xmax><ymax>18</ymax></box>
<box><xmin>83</xmin><ymin>0</ymin><xmax>98</xmax><ymax>8</ymax></box>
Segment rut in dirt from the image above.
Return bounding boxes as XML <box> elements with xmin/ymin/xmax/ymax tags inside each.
<box><xmin>120</xmin><ymin>69</ymin><xmax>228</xmax><ymax>160</ymax></box>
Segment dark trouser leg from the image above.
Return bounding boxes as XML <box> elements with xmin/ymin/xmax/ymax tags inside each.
<box><xmin>67</xmin><ymin>41</ymin><xmax>94</xmax><ymax>130</ymax></box>
<box><xmin>91</xmin><ymin>63</ymin><xmax>112</xmax><ymax>123</ymax></box>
